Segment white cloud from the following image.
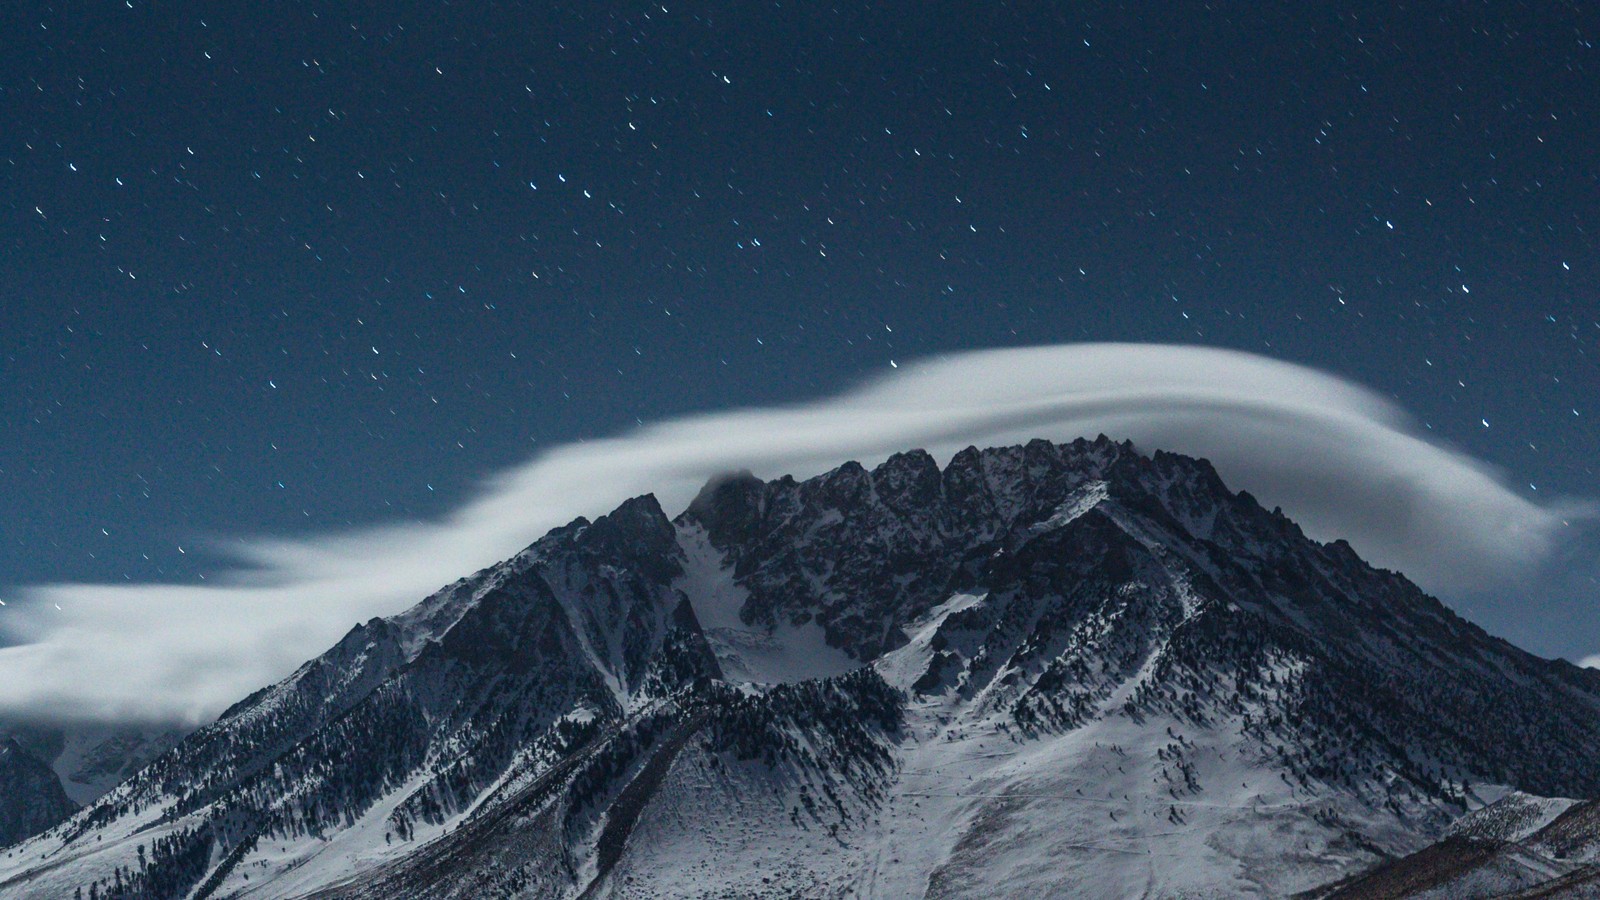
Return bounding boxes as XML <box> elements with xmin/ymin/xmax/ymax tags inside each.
<box><xmin>0</xmin><ymin>343</ymin><xmax>1586</xmax><ymax>725</ymax></box>
<box><xmin>1582</xmin><ymin>656</ymin><xmax>1600</xmax><ymax>671</ymax></box>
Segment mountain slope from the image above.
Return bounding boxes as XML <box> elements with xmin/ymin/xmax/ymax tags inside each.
<box><xmin>2</xmin><ymin>436</ymin><xmax>1598</xmax><ymax>899</ymax></box>
<box><xmin>1313</xmin><ymin>792</ymin><xmax>1600</xmax><ymax>898</ymax></box>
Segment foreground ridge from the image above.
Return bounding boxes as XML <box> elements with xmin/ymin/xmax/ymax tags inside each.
<box><xmin>3</xmin><ymin>436</ymin><xmax>1599</xmax><ymax>899</ymax></box>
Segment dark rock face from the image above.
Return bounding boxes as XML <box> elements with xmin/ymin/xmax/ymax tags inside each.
<box><xmin>690</xmin><ymin>437</ymin><xmax>1600</xmax><ymax>802</ymax></box>
<box><xmin>0</xmin><ymin>739</ymin><xmax>76</xmax><ymax>848</ymax></box>
<box><xmin>681</xmin><ymin>439</ymin><xmax>1232</xmax><ymax>660</ymax></box>
<box><xmin>7</xmin><ymin>437</ymin><xmax>1600</xmax><ymax>899</ymax></box>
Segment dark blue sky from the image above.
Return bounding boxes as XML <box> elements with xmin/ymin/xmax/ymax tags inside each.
<box><xmin>2</xmin><ymin>2</ymin><xmax>1596</xmax><ymax>653</ymax></box>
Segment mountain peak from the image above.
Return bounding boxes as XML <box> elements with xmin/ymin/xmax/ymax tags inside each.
<box><xmin>576</xmin><ymin>491</ymin><xmax>677</xmax><ymax>569</ymax></box>
<box><xmin>682</xmin><ymin>469</ymin><xmax>765</xmax><ymax>541</ymax></box>
<box><xmin>8</xmin><ymin>436</ymin><xmax>1600</xmax><ymax>899</ymax></box>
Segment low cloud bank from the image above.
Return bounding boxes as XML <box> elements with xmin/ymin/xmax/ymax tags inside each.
<box><xmin>0</xmin><ymin>343</ymin><xmax>1585</xmax><ymax>724</ymax></box>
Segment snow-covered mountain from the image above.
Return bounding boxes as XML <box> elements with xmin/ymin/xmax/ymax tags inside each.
<box><xmin>4</xmin><ymin>436</ymin><xmax>1600</xmax><ymax>899</ymax></box>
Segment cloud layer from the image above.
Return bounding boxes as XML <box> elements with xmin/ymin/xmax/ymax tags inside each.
<box><xmin>0</xmin><ymin>343</ymin><xmax>1584</xmax><ymax>724</ymax></box>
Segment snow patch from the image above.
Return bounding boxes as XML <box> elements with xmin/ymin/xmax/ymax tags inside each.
<box><xmin>875</xmin><ymin>592</ymin><xmax>987</xmax><ymax>691</ymax></box>
<box><xmin>675</xmin><ymin>523</ymin><xmax>860</xmax><ymax>684</ymax></box>
<box><xmin>1029</xmin><ymin>481</ymin><xmax>1110</xmax><ymax>536</ymax></box>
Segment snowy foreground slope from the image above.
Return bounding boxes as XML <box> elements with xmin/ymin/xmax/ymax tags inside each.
<box><xmin>5</xmin><ymin>437</ymin><xmax>1600</xmax><ymax>899</ymax></box>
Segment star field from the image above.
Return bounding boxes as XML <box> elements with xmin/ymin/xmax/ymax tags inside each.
<box><xmin>1</xmin><ymin>2</ymin><xmax>1596</xmax><ymax>654</ymax></box>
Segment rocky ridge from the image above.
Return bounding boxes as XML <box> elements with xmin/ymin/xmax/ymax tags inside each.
<box><xmin>2</xmin><ymin>437</ymin><xmax>1598</xmax><ymax>899</ymax></box>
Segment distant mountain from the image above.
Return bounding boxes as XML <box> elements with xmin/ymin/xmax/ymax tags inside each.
<box><xmin>3</xmin><ymin>437</ymin><xmax>1599</xmax><ymax>899</ymax></box>
<box><xmin>0</xmin><ymin>720</ymin><xmax>184</xmax><ymax>853</ymax></box>
<box><xmin>0</xmin><ymin>739</ymin><xmax>76</xmax><ymax>849</ymax></box>
<box><xmin>0</xmin><ymin>723</ymin><xmax>183</xmax><ymax>808</ymax></box>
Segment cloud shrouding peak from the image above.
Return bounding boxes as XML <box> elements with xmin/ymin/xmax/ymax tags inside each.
<box><xmin>0</xmin><ymin>343</ymin><xmax>1581</xmax><ymax>725</ymax></box>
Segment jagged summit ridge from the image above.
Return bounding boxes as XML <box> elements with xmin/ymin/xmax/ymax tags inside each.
<box><xmin>679</xmin><ymin>435</ymin><xmax>1302</xmax><ymax>662</ymax></box>
<box><xmin>3</xmin><ymin>436</ymin><xmax>1599</xmax><ymax>899</ymax></box>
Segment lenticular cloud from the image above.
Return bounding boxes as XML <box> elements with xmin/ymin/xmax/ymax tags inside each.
<box><xmin>0</xmin><ymin>343</ymin><xmax>1582</xmax><ymax>725</ymax></box>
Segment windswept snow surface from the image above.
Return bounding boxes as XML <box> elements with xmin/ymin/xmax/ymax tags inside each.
<box><xmin>872</xmin><ymin>704</ymin><xmax>1416</xmax><ymax>897</ymax></box>
<box><xmin>847</xmin><ymin>599</ymin><xmax>1411</xmax><ymax>899</ymax></box>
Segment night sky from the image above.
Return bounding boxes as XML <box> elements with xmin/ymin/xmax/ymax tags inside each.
<box><xmin>3</xmin><ymin>4</ymin><xmax>1597</xmax><ymax>657</ymax></box>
